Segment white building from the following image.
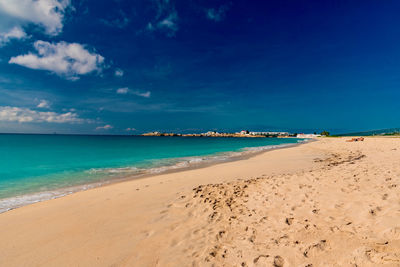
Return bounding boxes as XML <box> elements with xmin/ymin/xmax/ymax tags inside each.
<box><xmin>204</xmin><ymin>131</ymin><xmax>217</xmax><ymax>136</ymax></box>
<box><xmin>296</xmin><ymin>133</ymin><xmax>321</xmax><ymax>138</ymax></box>
<box><xmin>249</xmin><ymin>131</ymin><xmax>289</xmax><ymax>136</ymax></box>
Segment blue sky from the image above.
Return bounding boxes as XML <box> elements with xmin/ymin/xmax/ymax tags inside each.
<box><xmin>0</xmin><ymin>0</ymin><xmax>399</xmax><ymax>134</ymax></box>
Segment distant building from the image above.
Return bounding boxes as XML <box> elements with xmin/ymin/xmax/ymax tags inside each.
<box><xmin>239</xmin><ymin>130</ymin><xmax>249</xmax><ymax>135</ymax></box>
<box><xmin>296</xmin><ymin>133</ymin><xmax>321</xmax><ymax>138</ymax></box>
<box><xmin>204</xmin><ymin>131</ymin><xmax>217</xmax><ymax>136</ymax></box>
<box><xmin>249</xmin><ymin>131</ymin><xmax>289</xmax><ymax>136</ymax></box>
<box><xmin>142</xmin><ymin>131</ymin><xmax>161</xmax><ymax>136</ymax></box>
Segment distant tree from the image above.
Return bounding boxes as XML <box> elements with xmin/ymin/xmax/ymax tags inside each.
<box><xmin>320</xmin><ymin>131</ymin><xmax>330</xmax><ymax>136</ymax></box>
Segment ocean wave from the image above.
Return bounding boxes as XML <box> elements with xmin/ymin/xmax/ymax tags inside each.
<box><xmin>0</xmin><ymin>183</ymin><xmax>100</xmax><ymax>213</ymax></box>
<box><xmin>0</xmin><ymin>141</ymin><xmax>305</xmax><ymax>213</ymax></box>
<box><xmin>87</xmin><ymin>166</ymin><xmax>140</xmax><ymax>174</ymax></box>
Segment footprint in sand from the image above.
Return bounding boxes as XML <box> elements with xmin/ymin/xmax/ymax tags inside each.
<box><xmin>303</xmin><ymin>240</ymin><xmax>328</xmax><ymax>258</ymax></box>
<box><xmin>369</xmin><ymin>206</ymin><xmax>381</xmax><ymax>216</ymax></box>
<box><xmin>253</xmin><ymin>254</ymin><xmax>269</xmax><ymax>265</ymax></box>
<box><xmin>273</xmin><ymin>255</ymin><xmax>284</xmax><ymax>267</ymax></box>
<box><xmin>383</xmin><ymin>227</ymin><xmax>400</xmax><ymax>239</ymax></box>
<box><xmin>141</xmin><ymin>229</ymin><xmax>155</xmax><ymax>237</ymax></box>
<box><xmin>285</xmin><ymin>217</ymin><xmax>294</xmax><ymax>225</ymax></box>
<box><xmin>365</xmin><ymin>245</ymin><xmax>400</xmax><ymax>264</ymax></box>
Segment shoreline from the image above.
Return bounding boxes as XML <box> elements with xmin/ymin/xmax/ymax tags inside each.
<box><xmin>0</xmin><ymin>138</ymin><xmax>310</xmax><ymax>214</ymax></box>
<box><xmin>2</xmin><ymin>137</ymin><xmax>397</xmax><ymax>266</ymax></box>
<box><xmin>0</xmin><ymin>138</ymin><xmax>323</xmax><ymax>266</ymax></box>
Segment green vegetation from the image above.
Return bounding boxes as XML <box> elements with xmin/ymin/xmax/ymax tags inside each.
<box><xmin>337</xmin><ymin>128</ymin><xmax>400</xmax><ymax>136</ymax></box>
<box><xmin>320</xmin><ymin>131</ymin><xmax>330</xmax><ymax>136</ymax></box>
<box><xmin>381</xmin><ymin>132</ymin><xmax>400</xmax><ymax>136</ymax></box>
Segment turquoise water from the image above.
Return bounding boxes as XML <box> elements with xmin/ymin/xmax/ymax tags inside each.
<box><xmin>0</xmin><ymin>134</ymin><xmax>303</xmax><ymax>212</ymax></box>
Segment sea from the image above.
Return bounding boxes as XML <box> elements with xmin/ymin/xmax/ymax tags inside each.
<box><xmin>0</xmin><ymin>134</ymin><xmax>305</xmax><ymax>212</ymax></box>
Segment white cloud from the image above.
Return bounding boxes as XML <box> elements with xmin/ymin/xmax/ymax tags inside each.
<box><xmin>116</xmin><ymin>87</ymin><xmax>151</xmax><ymax>98</ymax></box>
<box><xmin>96</xmin><ymin>124</ymin><xmax>113</xmax><ymax>130</ymax></box>
<box><xmin>126</xmin><ymin>127</ymin><xmax>136</xmax><ymax>131</ymax></box>
<box><xmin>157</xmin><ymin>11</ymin><xmax>178</xmax><ymax>36</ymax></box>
<box><xmin>206</xmin><ymin>4</ymin><xmax>230</xmax><ymax>22</ymax></box>
<box><xmin>37</xmin><ymin>99</ymin><xmax>50</xmax><ymax>108</ymax></box>
<box><xmin>0</xmin><ymin>106</ymin><xmax>87</xmax><ymax>123</ymax></box>
<box><xmin>116</xmin><ymin>87</ymin><xmax>129</xmax><ymax>94</ymax></box>
<box><xmin>62</xmin><ymin>107</ymin><xmax>76</xmax><ymax>112</ymax></box>
<box><xmin>0</xmin><ymin>26</ymin><xmax>27</xmax><ymax>46</ymax></box>
<box><xmin>0</xmin><ymin>0</ymin><xmax>71</xmax><ymax>36</ymax></box>
<box><xmin>114</xmin><ymin>68</ymin><xmax>124</xmax><ymax>77</ymax></box>
<box><xmin>145</xmin><ymin>0</ymin><xmax>178</xmax><ymax>37</ymax></box>
<box><xmin>9</xmin><ymin>40</ymin><xmax>105</xmax><ymax>80</ymax></box>
<box><xmin>133</xmin><ymin>90</ymin><xmax>151</xmax><ymax>98</ymax></box>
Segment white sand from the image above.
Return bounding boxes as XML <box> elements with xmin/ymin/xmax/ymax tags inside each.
<box><xmin>0</xmin><ymin>137</ymin><xmax>399</xmax><ymax>266</ymax></box>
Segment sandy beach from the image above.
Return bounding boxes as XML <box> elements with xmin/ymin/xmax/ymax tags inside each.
<box><xmin>0</xmin><ymin>137</ymin><xmax>399</xmax><ymax>266</ymax></box>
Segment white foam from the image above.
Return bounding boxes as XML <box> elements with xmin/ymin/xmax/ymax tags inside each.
<box><xmin>88</xmin><ymin>166</ymin><xmax>139</xmax><ymax>174</ymax></box>
<box><xmin>0</xmin><ymin>141</ymin><xmax>305</xmax><ymax>213</ymax></box>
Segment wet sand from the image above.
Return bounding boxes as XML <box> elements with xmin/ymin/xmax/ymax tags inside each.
<box><xmin>0</xmin><ymin>137</ymin><xmax>399</xmax><ymax>266</ymax></box>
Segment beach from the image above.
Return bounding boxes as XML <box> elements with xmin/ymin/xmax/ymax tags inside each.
<box><xmin>0</xmin><ymin>135</ymin><xmax>302</xmax><ymax>213</ymax></box>
<box><xmin>0</xmin><ymin>137</ymin><xmax>399</xmax><ymax>266</ymax></box>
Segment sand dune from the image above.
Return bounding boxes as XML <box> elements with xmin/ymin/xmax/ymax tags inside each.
<box><xmin>0</xmin><ymin>137</ymin><xmax>400</xmax><ymax>266</ymax></box>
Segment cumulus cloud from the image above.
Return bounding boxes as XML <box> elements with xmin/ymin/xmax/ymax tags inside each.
<box><xmin>0</xmin><ymin>26</ymin><xmax>27</xmax><ymax>46</ymax></box>
<box><xmin>206</xmin><ymin>4</ymin><xmax>231</xmax><ymax>22</ymax></box>
<box><xmin>96</xmin><ymin>124</ymin><xmax>113</xmax><ymax>130</ymax></box>
<box><xmin>126</xmin><ymin>127</ymin><xmax>136</xmax><ymax>131</ymax></box>
<box><xmin>9</xmin><ymin>40</ymin><xmax>105</xmax><ymax>80</ymax></box>
<box><xmin>116</xmin><ymin>87</ymin><xmax>151</xmax><ymax>98</ymax></box>
<box><xmin>116</xmin><ymin>87</ymin><xmax>128</xmax><ymax>94</ymax></box>
<box><xmin>37</xmin><ymin>99</ymin><xmax>50</xmax><ymax>108</ymax></box>
<box><xmin>114</xmin><ymin>68</ymin><xmax>124</xmax><ymax>77</ymax></box>
<box><xmin>0</xmin><ymin>0</ymin><xmax>71</xmax><ymax>36</ymax></box>
<box><xmin>0</xmin><ymin>106</ymin><xmax>87</xmax><ymax>123</ymax></box>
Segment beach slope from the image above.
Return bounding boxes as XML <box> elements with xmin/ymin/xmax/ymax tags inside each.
<box><xmin>0</xmin><ymin>138</ymin><xmax>400</xmax><ymax>266</ymax></box>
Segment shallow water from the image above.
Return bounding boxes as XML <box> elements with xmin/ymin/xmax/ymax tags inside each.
<box><xmin>0</xmin><ymin>134</ymin><xmax>304</xmax><ymax>212</ymax></box>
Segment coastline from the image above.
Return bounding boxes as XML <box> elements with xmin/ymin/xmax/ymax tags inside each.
<box><xmin>0</xmin><ymin>138</ymin><xmax>321</xmax><ymax>266</ymax></box>
<box><xmin>0</xmin><ymin>138</ymin><xmax>309</xmax><ymax>213</ymax></box>
<box><xmin>1</xmin><ymin>137</ymin><xmax>399</xmax><ymax>266</ymax></box>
